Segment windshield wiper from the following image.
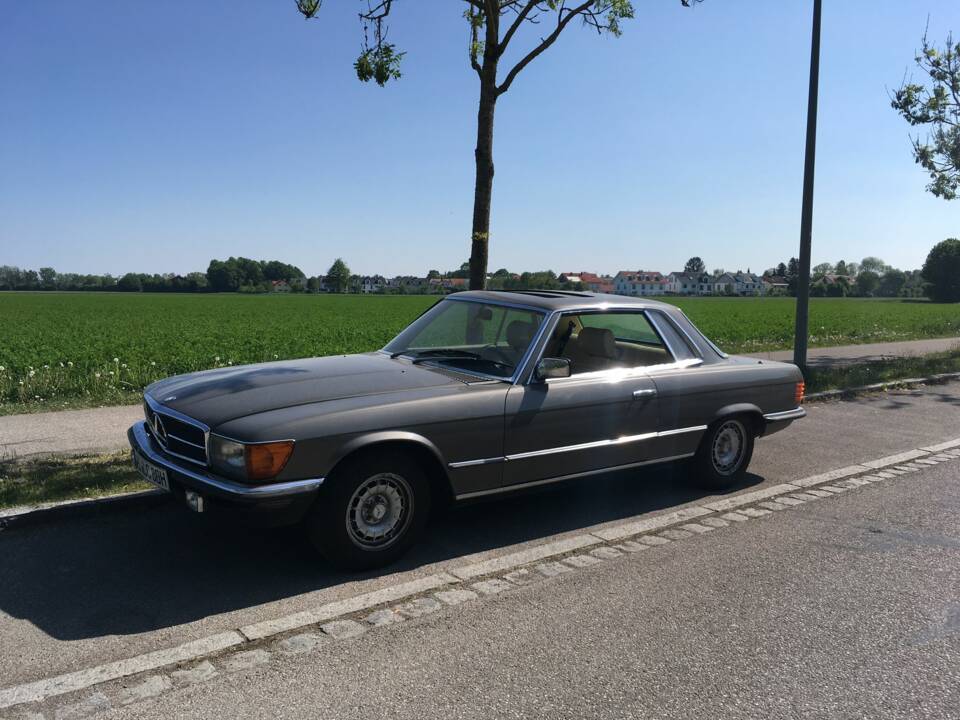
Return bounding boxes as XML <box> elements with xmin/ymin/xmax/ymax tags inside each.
<box><xmin>409</xmin><ymin>349</ymin><xmax>483</xmax><ymax>365</ymax></box>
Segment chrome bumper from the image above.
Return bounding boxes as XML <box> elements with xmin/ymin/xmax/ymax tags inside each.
<box><xmin>763</xmin><ymin>407</ymin><xmax>807</xmax><ymax>422</ymax></box>
<box><xmin>128</xmin><ymin>421</ymin><xmax>324</xmax><ymax>502</ymax></box>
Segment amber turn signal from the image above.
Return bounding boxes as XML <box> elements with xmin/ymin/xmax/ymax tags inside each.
<box><xmin>794</xmin><ymin>381</ymin><xmax>806</xmax><ymax>405</ymax></box>
<box><xmin>245</xmin><ymin>440</ymin><xmax>295</xmax><ymax>481</ymax></box>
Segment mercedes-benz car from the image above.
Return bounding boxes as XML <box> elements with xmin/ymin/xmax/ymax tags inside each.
<box><xmin>128</xmin><ymin>290</ymin><xmax>805</xmax><ymax>568</ymax></box>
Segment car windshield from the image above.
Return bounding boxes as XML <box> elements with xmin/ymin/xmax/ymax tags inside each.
<box><xmin>384</xmin><ymin>299</ymin><xmax>545</xmax><ymax>379</ymax></box>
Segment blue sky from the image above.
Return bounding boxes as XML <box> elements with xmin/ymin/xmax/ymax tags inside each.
<box><xmin>1</xmin><ymin>0</ymin><xmax>957</xmax><ymax>278</ymax></box>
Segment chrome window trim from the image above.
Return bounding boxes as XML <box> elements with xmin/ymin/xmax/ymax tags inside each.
<box><xmin>763</xmin><ymin>407</ymin><xmax>806</xmax><ymax>422</ymax></box>
<box><xmin>454</xmin><ymin>452</ymin><xmax>697</xmax><ymax>499</ymax></box>
<box><xmin>447</xmin><ymin>424</ymin><xmax>707</xmax><ymax>469</ymax></box>
<box><xmin>647</xmin><ymin>309</ymin><xmax>703</xmax><ymax>360</ymax></box>
<box><xmin>542</xmin><ymin>358</ymin><xmax>702</xmax><ymax>387</ymax></box>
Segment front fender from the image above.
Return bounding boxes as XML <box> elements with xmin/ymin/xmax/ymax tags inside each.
<box><xmin>326</xmin><ymin>430</ymin><xmax>450</xmax><ymax>478</ymax></box>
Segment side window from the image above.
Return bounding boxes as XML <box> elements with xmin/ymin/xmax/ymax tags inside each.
<box><xmin>646</xmin><ymin>311</ymin><xmax>698</xmax><ymax>361</ymax></box>
<box><xmin>544</xmin><ymin>311</ymin><xmax>671</xmax><ymax>376</ymax></box>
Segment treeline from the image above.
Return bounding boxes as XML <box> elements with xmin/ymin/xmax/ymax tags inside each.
<box><xmin>0</xmin><ymin>257</ymin><xmax>306</xmax><ymax>293</ymax></box>
<box><xmin>764</xmin><ymin>256</ymin><xmax>926</xmax><ymax>298</ymax></box>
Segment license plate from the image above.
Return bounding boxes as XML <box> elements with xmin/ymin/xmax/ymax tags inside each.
<box><xmin>132</xmin><ymin>449</ymin><xmax>170</xmax><ymax>492</ymax></box>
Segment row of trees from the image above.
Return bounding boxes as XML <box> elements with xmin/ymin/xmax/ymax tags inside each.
<box><xmin>763</xmin><ymin>256</ymin><xmax>926</xmax><ymax>299</ymax></box>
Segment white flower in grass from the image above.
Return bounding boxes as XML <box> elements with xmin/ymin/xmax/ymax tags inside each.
<box><xmin>214</xmin><ymin>356</ymin><xmax>220</xmax><ymax>362</ymax></box>
<box><xmin>67</xmin><ymin>361</ymin><xmax>74</xmax><ymax>367</ymax></box>
<box><xmin>43</xmin><ymin>365</ymin><xmax>50</xmax><ymax>370</ymax></box>
<box><xmin>0</xmin><ymin>365</ymin><xmax>5</xmax><ymax>372</ymax></box>
<box><xmin>95</xmin><ymin>372</ymin><xmax>101</xmax><ymax>378</ymax></box>
<box><xmin>29</xmin><ymin>370</ymin><xmax>35</xmax><ymax>377</ymax></box>
<box><xmin>113</xmin><ymin>357</ymin><xmax>119</xmax><ymax>363</ymax></box>
<box><xmin>18</xmin><ymin>380</ymin><xmax>24</xmax><ymax>386</ymax></box>
<box><xmin>59</xmin><ymin>362</ymin><xmax>64</xmax><ymax>367</ymax></box>
<box><xmin>150</xmin><ymin>361</ymin><xmax>156</xmax><ymax>366</ymax></box>
<box><xmin>227</xmin><ymin>360</ymin><xmax>233</xmax><ymax>366</ymax></box>
<box><xmin>108</xmin><ymin>370</ymin><xmax>115</xmax><ymax>376</ymax></box>
<box><xmin>273</xmin><ymin>354</ymin><xmax>279</xmax><ymax>359</ymax></box>
<box><xmin>121</xmin><ymin>363</ymin><xmax>127</xmax><ymax>369</ymax></box>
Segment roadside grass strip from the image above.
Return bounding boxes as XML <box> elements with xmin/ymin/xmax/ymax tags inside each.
<box><xmin>3</xmin><ymin>438</ymin><xmax>959</xmax><ymax>719</ymax></box>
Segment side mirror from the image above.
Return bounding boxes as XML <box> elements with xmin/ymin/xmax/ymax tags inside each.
<box><xmin>534</xmin><ymin>357</ymin><xmax>571</xmax><ymax>382</ymax></box>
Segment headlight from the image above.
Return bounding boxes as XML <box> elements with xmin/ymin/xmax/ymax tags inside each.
<box><xmin>208</xmin><ymin>435</ymin><xmax>295</xmax><ymax>482</ymax></box>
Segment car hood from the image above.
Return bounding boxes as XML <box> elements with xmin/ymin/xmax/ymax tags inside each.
<box><xmin>145</xmin><ymin>353</ymin><xmax>465</xmax><ymax>428</ymax></box>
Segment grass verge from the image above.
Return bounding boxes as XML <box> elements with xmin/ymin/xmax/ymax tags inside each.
<box><xmin>806</xmin><ymin>350</ymin><xmax>960</xmax><ymax>394</ymax></box>
<box><xmin>0</xmin><ymin>452</ymin><xmax>149</xmax><ymax>511</ymax></box>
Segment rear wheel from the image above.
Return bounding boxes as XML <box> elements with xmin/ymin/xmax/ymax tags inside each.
<box><xmin>691</xmin><ymin>417</ymin><xmax>754</xmax><ymax>491</ymax></box>
<box><xmin>306</xmin><ymin>452</ymin><xmax>431</xmax><ymax>570</ymax></box>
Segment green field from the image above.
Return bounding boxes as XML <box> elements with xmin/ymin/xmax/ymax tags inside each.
<box><xmin>1</xmin><ymin>292</ymin><xmax>959</xmax><ymax>413</ymax></box>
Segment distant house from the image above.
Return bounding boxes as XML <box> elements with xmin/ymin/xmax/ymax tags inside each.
<box><xmin>763</xmin><ymin>274</ymin><xmax>789</xmax><ymax>293</ymax></box>
<box><xmin>271</xmin><ymin>280</ymin><xmax>291</xmax><ymax>293</ymax></box>
<box><xmin>441</xmin><ymin>277</ymin><xmax>468</xmax><ymax>291</ymax></box>
<box><xmin>386</xmin><ymin>276</ymin><xmax>428</xmax><ymax>292</ymax></box>
<box><xmin>613</xmin><ymin>270</ymin><xmax>666</xmax><ymax>297</ymax></box>
<box><xmin>359</xmin><ymin>275</ymin><xmax>386</xmax><ymax>294</ymax></box>
<box><xmin>665</xmin><ymin>271</ymin><xmax>714</xmax><ymax>296</ymax></box>
<box><xmin>559</xmin><ymin>271</ymin><xmax>612</xmax><ymax>293</ymax></box>
<box><xmin>715</xmin><ymin>271</ymin><xmax>765</xmax><ymax>296</ymax></box>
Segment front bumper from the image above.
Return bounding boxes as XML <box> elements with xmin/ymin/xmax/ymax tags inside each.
<box><xmin>127</xmin><ymin>421</ymin><xmax>324</xmax><ymax>504</ymax></box>
<box><xmin>761</xmin><ymin>406</ymin><xmax>807</xmax><ymax>436</ymax></box>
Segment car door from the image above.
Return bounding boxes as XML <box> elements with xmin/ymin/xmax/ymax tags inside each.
<box><xmin>500</xmin><ymin>310</ymin><xmax>666</xmax><ymax>489</ymax></box>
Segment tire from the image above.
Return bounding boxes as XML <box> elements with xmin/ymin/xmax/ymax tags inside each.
<box><xmin>691</xmin><ymin>416</ymin><xmax>755</xmax><ymax>491</ymax></box>
<box><xmin>305</xmin><ymin>451</ymin><xmax>431</xmax><ymax>571</ymax></box>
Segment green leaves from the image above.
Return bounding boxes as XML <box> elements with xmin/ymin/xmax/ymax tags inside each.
<box><xmin>295</xmin><ymin>0</ymin><xmax>322</xmax><ymax>20</ymax></box>
<box><xmin>354</xmin><ymin>43</ymin><xmax>405</xmax><ymax>86</ymax></box>
<box><xmin>891</xmin><ymin>32</ymin><xmax>960</xmax><ymax>200</ymax></box>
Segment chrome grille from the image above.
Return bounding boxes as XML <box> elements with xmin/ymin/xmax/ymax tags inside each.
<box><xmin>144</xmin><ymin>396</ymin><xmax>209</xmax><ymax>466</ymax></box>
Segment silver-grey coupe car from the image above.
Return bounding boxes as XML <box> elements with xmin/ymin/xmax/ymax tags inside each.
<box><xmin>128</xmin><ymin>290</ymin><xmax>805</xmax><ymax>568</ymax></box>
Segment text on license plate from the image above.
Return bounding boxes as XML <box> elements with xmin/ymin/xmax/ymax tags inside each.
<box><xmin>132</xmin><ymin>450</ymin><xmax>170</xmax><ymax>492</ymax></box>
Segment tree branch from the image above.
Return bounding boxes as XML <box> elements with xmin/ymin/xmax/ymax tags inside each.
<box><xmin>499</xmin><ymin>0</ymin><xmax>540</xmax><ymax>55</ymax></box>
<box><xmin>497</xmin><ymin>0</ymin><xmax>596</xmax><ymax>96</ymax></box>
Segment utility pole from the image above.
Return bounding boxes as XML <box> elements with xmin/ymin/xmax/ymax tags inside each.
<box><xmin>793</xmin><ymin>0</ymin><xmax>822</xmax><ymax>371</ymax></box>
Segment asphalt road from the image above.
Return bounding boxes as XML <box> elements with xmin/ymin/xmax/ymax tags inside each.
<box><xmin>99</xmin><ymin>456</ymin><xmax>960</xmax><ymax>720</ymax></box>
<box><xmin>0</xmin><ymin>381</ymin><xmax>958</xmax><ymax>695</ymax></box>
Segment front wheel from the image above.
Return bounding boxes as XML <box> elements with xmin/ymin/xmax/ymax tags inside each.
<box><xmin>691</xmin><ymin>417</ymin><xmax>755</xmax><ymax>491</ymax></box>
<box><xmin>305</xmin><ymin>452</ymin><xmax>431</xmax><ymax>570</ymax></box>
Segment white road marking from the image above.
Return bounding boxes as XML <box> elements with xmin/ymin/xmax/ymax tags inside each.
<box><xmin>703</xmin><ymin>483</ymin><xmax>800</xmax><ymax>512</ymax></box>
<box><xmin>450</xmin><ymin>534</ymin><xmax>601</xmax><ymax>580</ymax></box>
<box><xmin>239</xmin><ymin>573</ymin><xmax>457</xmax><ymax>641</ymax></box>
<box><xmin>0</xmin><ymin>631</ymin><xmax>244</xmax><ymax>710</ymax></box>
<box><xmin>592</xmin><ymin>506</ymin><xmax>712</xmax><ymax>541</ymax></box>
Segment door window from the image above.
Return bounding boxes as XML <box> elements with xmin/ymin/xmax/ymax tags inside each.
<box><xmin>542</xmin><ymin>311</ymin><xmax>672</xmax><ymax>375</ymax></box>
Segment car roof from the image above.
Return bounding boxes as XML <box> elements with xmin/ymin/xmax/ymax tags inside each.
<box><xmin>448</xmin><ymin>290</ymin><xmax>677</xmax><ymax>313</ymax></box>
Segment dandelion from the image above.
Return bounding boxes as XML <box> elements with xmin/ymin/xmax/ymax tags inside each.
<box><xmin>121</xmin><ymin>363</ymin><xmax>128</xmax><ymax>369</ymax></box>
<box><xmin>59</xmin><ymin>362</ymin><xmax>64</xmax><ymax>367</ymax></box>
<box><xmin>43</xmin><ymin>365</ymin><xmax>50</xmax><ymax>370</ymax></box>
<box><xmin>108</xmin><ymin>370</ymin><xmax>115</xmax><ymax>376</ymax></box>
<box><xmin>273</xmin><ymin>354</ymin><xmax>279</xmax><ymax>359</ymax></box>
<box><xmin>18</xmin><ymin>380</ymin><xmax>24</xmax><ymax>386</ymax></box>
<box><xmin>214</xmin><ymin>356</ymin><xmax>220</xmax><ymax>362</ymax></box>
<box><xmin>150</xmin><ymin>361</ymin><xmax>156</xmax><ymax>366</ymax></box>
<box><xmin>95</xmin><ymin>372</ymin><xmax>101</xmax><ymax>378</ymax></box>
<box><xmin>67</xmin><ymin>361</ymin><xmax>74</xmax><ymax>367</ymax></box>
<box><xmin>227</xmin><ymin>360</ymin><xmax>233</xmax><ymax>365</ymax></box>
<box><xmin>29</xmin><ymin>370</ymin><xmax>35</xmax><ymax>378</ymax></box>
<box><xmin>113</xmin><ymin>357</ymin><xmax>119</xmax><ymax>363</ymax></box>
<box><xmin>0</xmin><ymin>366</ymin><xmax>5</xmax><ymax>372</ymax></box>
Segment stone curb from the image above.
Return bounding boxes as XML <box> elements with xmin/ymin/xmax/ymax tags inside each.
<box><xmin>805</xmin><ymin>371</ymin><xmax>960</xmax><ymax>402</ymax></box>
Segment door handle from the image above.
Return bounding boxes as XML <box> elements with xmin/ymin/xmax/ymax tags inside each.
<box><xmin>632</xmin><ymin>388</ymin><xmax>657</xmax><ymax>400</ymax></box>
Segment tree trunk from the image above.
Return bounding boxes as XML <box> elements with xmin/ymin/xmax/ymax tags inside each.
<box><xmin>469</xmin><ymin>14</ymin><xmax>500</xmax><ymax>291</ymax></box>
